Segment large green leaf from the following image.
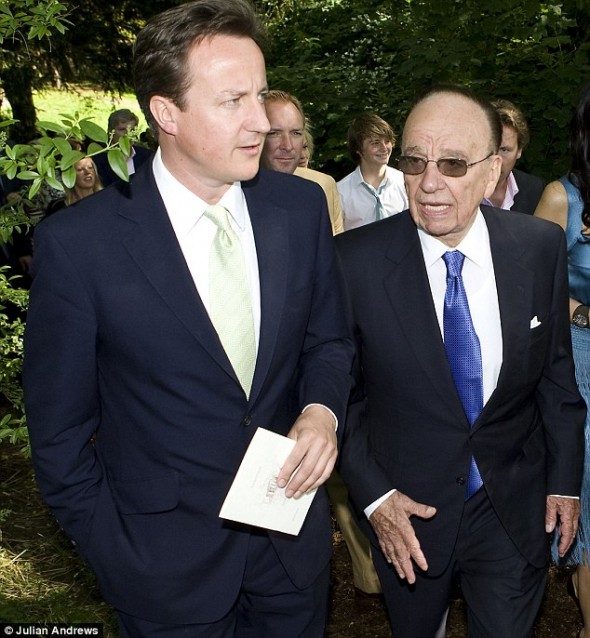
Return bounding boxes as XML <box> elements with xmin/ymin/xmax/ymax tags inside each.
<box><xmin>79</xmin><ymin>119</ymin><xmax>108</xmax><ymax>144</ymax></box>
<box><xmin>59</xmin><ymin>149</ymin><xmax>86</xmax><ymax>171</ymax></box>
<box><xmin>107</xmin><ymin>149</ymin><xmax>129</xmax><ymax>182</ymax></box>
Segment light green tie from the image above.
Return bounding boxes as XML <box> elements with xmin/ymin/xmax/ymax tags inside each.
<box><xmin>204</xmin><ymin>205</ymin><xmax>256</xmax><ymax>397</ymax></box>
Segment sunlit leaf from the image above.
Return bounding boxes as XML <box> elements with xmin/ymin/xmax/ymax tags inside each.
<box><xmin>86</xmin><ymin>142</ymin><xmax>104</xmax><ymax>156</ymax></box>
<box><xmin>28</xmin><ymin>177</ymin><xmax>42</xmax><ymax>200</ymax></box>
<box><xmin>61</xmin><ymin>165</ymin><xmax>76</xmax><ymax>189</ymax></box>
<box><xmin>52</xmin><ymin>137</ymin><xmax>72</xmax><ymax>156</ymax></box>
<box><xmin>79</xmin><ymin>120</ymin><xmax>108</xmax><ymax>144</ymax></box>
<box><xmin>37</xmin><ymin>121</ymin><xmax>67</xmax><ymax>135</ymax></box>
<box><xmin>118</xmin><ymin>136</ymin><xmax>131</xmax><ymax>157</ymax></box>
<box><xmin>16</xmin><ymin>171</ymin><xmax>39</xmax><ymax>181</ymax></box>
<box><xmin>46</xmin><ymin>175</ymin><xmax>64</xmax><ymax>192</ymax></box>
<box><xmin>59</xmin><ymin>149</ymin><xmax>85</xmax><ymax>171</ymax></box>
<box><xmin>107</xmin><ymin>149</ymin><xmax>129</xmax><ymax>182</ymax></box>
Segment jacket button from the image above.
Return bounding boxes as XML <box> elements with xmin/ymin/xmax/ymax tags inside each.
<box><xmin>456</xmin><ymin>476</ymin><xmax>466</xmax><ymax>486</ymax></box>
<box><xmin>242</xmin><ymin>415</ymin><xmax>252</xmax><ymax>427</ymax></box>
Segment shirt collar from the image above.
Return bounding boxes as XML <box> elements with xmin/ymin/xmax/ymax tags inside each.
<box><xmin>418</xmin><ymin>208</ymin><xmax>489</xmax><ymax>269</ymax></box>
<box><xmin>481</xmin><ymin>170</ymin><xmax>519</xmax><ymax>210</ymax></box>
<box><xmin>153</xmin><ymin>148</ymin><xmax>246</xmax><ymax>237</ymax></box>
<box><xmin>504</xmin><ymin>170</ymin><xmax>519</xmax><ymax>208</ymax></box>
<box><xmin>354</xmin><ymin>165</ymin><xmax>389</xmax><ymax>191</ymax></box>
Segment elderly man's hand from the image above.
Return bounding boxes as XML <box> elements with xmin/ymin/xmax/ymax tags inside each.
<box><xmin>369</xmin><ymin>491</ymin><xmax>437</xmax><ymax>584</ymax></box>
<box><xmin>277</xmin><ymin>405</ymin><xmax>337</xmax><ymax>498</ymax></box>
<box><xmin>546</xmin><ymin>495</ymin><xmax>580</xmax><ymax>557</ymax></box>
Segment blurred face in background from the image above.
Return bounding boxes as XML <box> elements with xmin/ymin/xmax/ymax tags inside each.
<box><xmin>359</xmin><ymin>137</ymin><xmax>393</xmax><ymax>170</ymax></box>
<box><xmin>497</xmin><ymin>124</ymin><xmax>522</xmax><ymax>182</ymax></box>
<box><xmin>262</xmin><ymin>100</ymin><xmax>305</xmax><ymax>174</ymax></box>
<box><xmin>74</xmin><ymin>158</ymin><xmax>98</xmax><ymax>192</ymax></box>
<box><xmin>112</xmin><ymin>119</ymin><xmax>138</xmax><ymax>143</ymax></box>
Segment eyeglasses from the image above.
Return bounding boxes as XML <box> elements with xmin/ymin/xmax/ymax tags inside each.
<box><xmin>396</xmin><ymin>153</ymin><xmax>494</xmax><ymax>178</ymax></box>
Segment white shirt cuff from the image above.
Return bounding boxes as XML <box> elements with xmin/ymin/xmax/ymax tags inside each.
<box><xmin>364</xmin><ymin>489</ymin><xmax>397</xmax><ymax>518</ymax></box>
<box><xmin>301</xmin><ymin>403</ymin><xmax>338</xmax><ymax>431</ymax></box>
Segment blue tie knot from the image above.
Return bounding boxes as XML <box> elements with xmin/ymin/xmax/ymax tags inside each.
<box><xmin>443</xmin><ymin>250</ymin><xmax>465</xmax><ymax>278</ymax></box>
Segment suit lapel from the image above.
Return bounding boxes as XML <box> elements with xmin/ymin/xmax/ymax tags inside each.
<box><xmin>116</xmin><ymin>167</ymin><xmax>238</xmax><ymax>385</ymax></box>
<box><xmin>382</xmin><ymin>214</ymin><xmax>467</xmax><ymax>423</ymax></box>
<box><xmin>243</xmin><ymin>178</ymin><xmax>290</xmax><ymax>405</ymax></box>
<box><xmin>479</xmin><ymin>208</ymin><xmax>534</xmax><ymax>422</ymax></box>
<box><xmin>381</xmin><ymin>210</ymin><xmax>535</xmax><ymax>429</ymax></box>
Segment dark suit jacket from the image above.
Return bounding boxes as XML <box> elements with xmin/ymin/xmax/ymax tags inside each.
<box><xmin>336</xmin><ymin>206</ymin><xmax>585</xmax><ymax>576</ymax></box>
<box><xmin>23</xmin><ymin>166</ymin><xmax>354</xmax><ymax>624</ymax></box>
<box><xmin>511</xmin><ymin>168</ymin><xmax>545</xmax><ymax>215</ymax></box>
<box><xmin>93</xmin><ymin>144</ymin><xmax>154</xmax><ymax>187</ymax></box>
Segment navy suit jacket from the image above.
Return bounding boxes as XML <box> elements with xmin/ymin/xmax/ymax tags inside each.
<box><xmin>93</xmin><ymin>144</ymin><xmax>154</xmax><ymax>187</ymax></box>
<box><xmin>24</xmin><ymin>165</ymin><xmax>354</xmax><ymax>623</ymax></box>
<box><xmin>511</xmin><ymin>168</ymin><xmax>545</xmax><ymax>215</ymax></box>
<box><xmin>336</xmin><ymin>207</ymin><xmax>585</xmax><ymax>575</ymax></box>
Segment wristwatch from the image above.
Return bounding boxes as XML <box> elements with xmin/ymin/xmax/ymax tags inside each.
<box><xmin>572</xmin><ymin>304</ymin><xmax>590</xmax><ymax>328</ymax></box>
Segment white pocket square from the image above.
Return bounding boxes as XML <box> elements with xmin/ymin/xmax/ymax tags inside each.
<box><xmin>530</xmin><ymin>316</ymin><xmax>541</xmax><ymax>329</ymax></box>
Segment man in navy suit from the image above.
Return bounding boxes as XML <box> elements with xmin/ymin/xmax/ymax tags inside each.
<box><xmin>23</xmin><ymin>1</ymin><xmax>353</xmax><ymax>636</ymax></box>
<box><xmin>93</xmin><ymin>108</ymin><xmax>153</xmax><ymax>187</ymax></box>
<box><xmin>336</xmin><ymin>84</ymin><xmax>585</xmax><ymax>637</ymax></box>
<box><xmin>482</xmin><ymin>99</ymin><xmax>545</xmax><ymax>215</ymax></box>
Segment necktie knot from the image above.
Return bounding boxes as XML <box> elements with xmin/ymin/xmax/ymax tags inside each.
<box><xmin>204</xmin><ymin>204</ymin><xmax>233</xmax><ymax>234</ymax></box>
<box><xmin>442</xmin><ymin>250</ymin><xmax>465</xmax><ymax>278</ymax></box>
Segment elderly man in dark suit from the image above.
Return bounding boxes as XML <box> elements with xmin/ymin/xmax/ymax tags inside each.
<box><xmin>23</xmin><ymin>2</ymin><xmax>353</xmax><ymax>636</ymax></box>
<box><xmin>336</xmin><ymin>84</ymin><xmax>585</xmax><ymax>638</ymax></box>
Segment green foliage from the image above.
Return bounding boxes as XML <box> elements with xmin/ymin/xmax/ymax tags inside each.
<box><xmin>0</xmin><ymin>113</ymin><xmax>134</xmax><ymax>456</ymax></box>
<box><xmin>0</xmin><ymin>0</ymin><xmax>589</xmax><ymax>456</ymax></box>
<box><xmin>0</xmin><ymin>114</ymin><xmax>133</xmax><ymax>200</ymax></box>
<box><xmin>0</xmin><ymin>0</ymin><xmax>71</xmax><ymax>44</ymax></box>
<box><xmin>0</xmin><ymin>267</ymin><xmax>28</xmax><ymax>455</ymax></box>
<box><xmin>264</xmin><ymin>0</ymin><xmax>590</xmax><ymax>182</ymax></box>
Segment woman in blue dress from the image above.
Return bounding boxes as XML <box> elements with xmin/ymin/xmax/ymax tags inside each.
<box><xmin>535</xmin><ymin>81</ymin><xmax>590</xmax><ymax>638</ymax></box>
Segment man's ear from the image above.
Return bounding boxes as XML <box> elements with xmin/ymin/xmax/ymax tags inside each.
<box><xmin>483</xmin><ymin>154</ymin><xmax>503</xmax><ymax>199</ymax></box>
<box><xmin>150</xmin><ymin>96</ymin><xmax>179</xmax><ymax>136</ymax></box>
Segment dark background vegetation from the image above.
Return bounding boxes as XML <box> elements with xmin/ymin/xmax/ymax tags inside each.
<box><xmin>2</xmin><ymin>0</ymin><xmax>590</xmax><ymax>181</ymax></box>
<box><xmin>1</xmin><ymin>1</ymin><xmax>589</xmax><ymax>634</ymax></box>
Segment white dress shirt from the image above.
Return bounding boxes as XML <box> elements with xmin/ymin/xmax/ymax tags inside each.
<box><xmin>337</xmin><ymin>165</ymin><xmax>408</xmax><ymax>231</ymax></box>
<box><xmin>481</xmin><ymin>170</ymin><xmax>519</xmax><ymax>210</ymax></box>
<box><xmin>152</xmin><ymin>150</ymin><xmax>337</xmax><ymax>427</ymax></box>
<box><xmin>152</xmin><ymin>149</ymin><xmax>261</xmax><ymax>350</ymax></box>
<box><xmin>365</xmin><ymin>210</ymin><xmax>503</xmax><ymax>517</ymax></box>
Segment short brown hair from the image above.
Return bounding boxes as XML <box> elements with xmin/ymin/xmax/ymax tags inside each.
<box><xmin>491</xmin><ymin>99</ymin><xmax>530</xmax><ymax>150</ymax></box>
<box><xmin>107</xmin><ymin>109</ymin><xmax>139</xmax><ymax>132</ymax></box>
<box><xmin>133</xmin><ymin>0</ymin><xmax>267</xmax><ymax>136</ymax></box>
<box><xmin>347</xmin><ymin>113</ymin><xmax>396</xmax><ymax>164</ymax></box>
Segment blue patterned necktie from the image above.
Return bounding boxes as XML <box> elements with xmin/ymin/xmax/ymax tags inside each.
<box><xmin>442</xmin><ymin>250</ymin><xmax>483</xmax><ymax>499</ymax></box>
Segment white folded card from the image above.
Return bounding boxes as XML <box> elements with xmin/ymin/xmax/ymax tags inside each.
<box><xmin>219</xmin><ymin>427</ymin><xmax>317</xmax><ymax>535</ymax></box>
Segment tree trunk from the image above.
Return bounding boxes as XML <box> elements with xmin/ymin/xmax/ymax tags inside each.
<box><xmin>2</xmin><ymin>65</ymin><xmax>37</xmax><ymax>144</ymax></box>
